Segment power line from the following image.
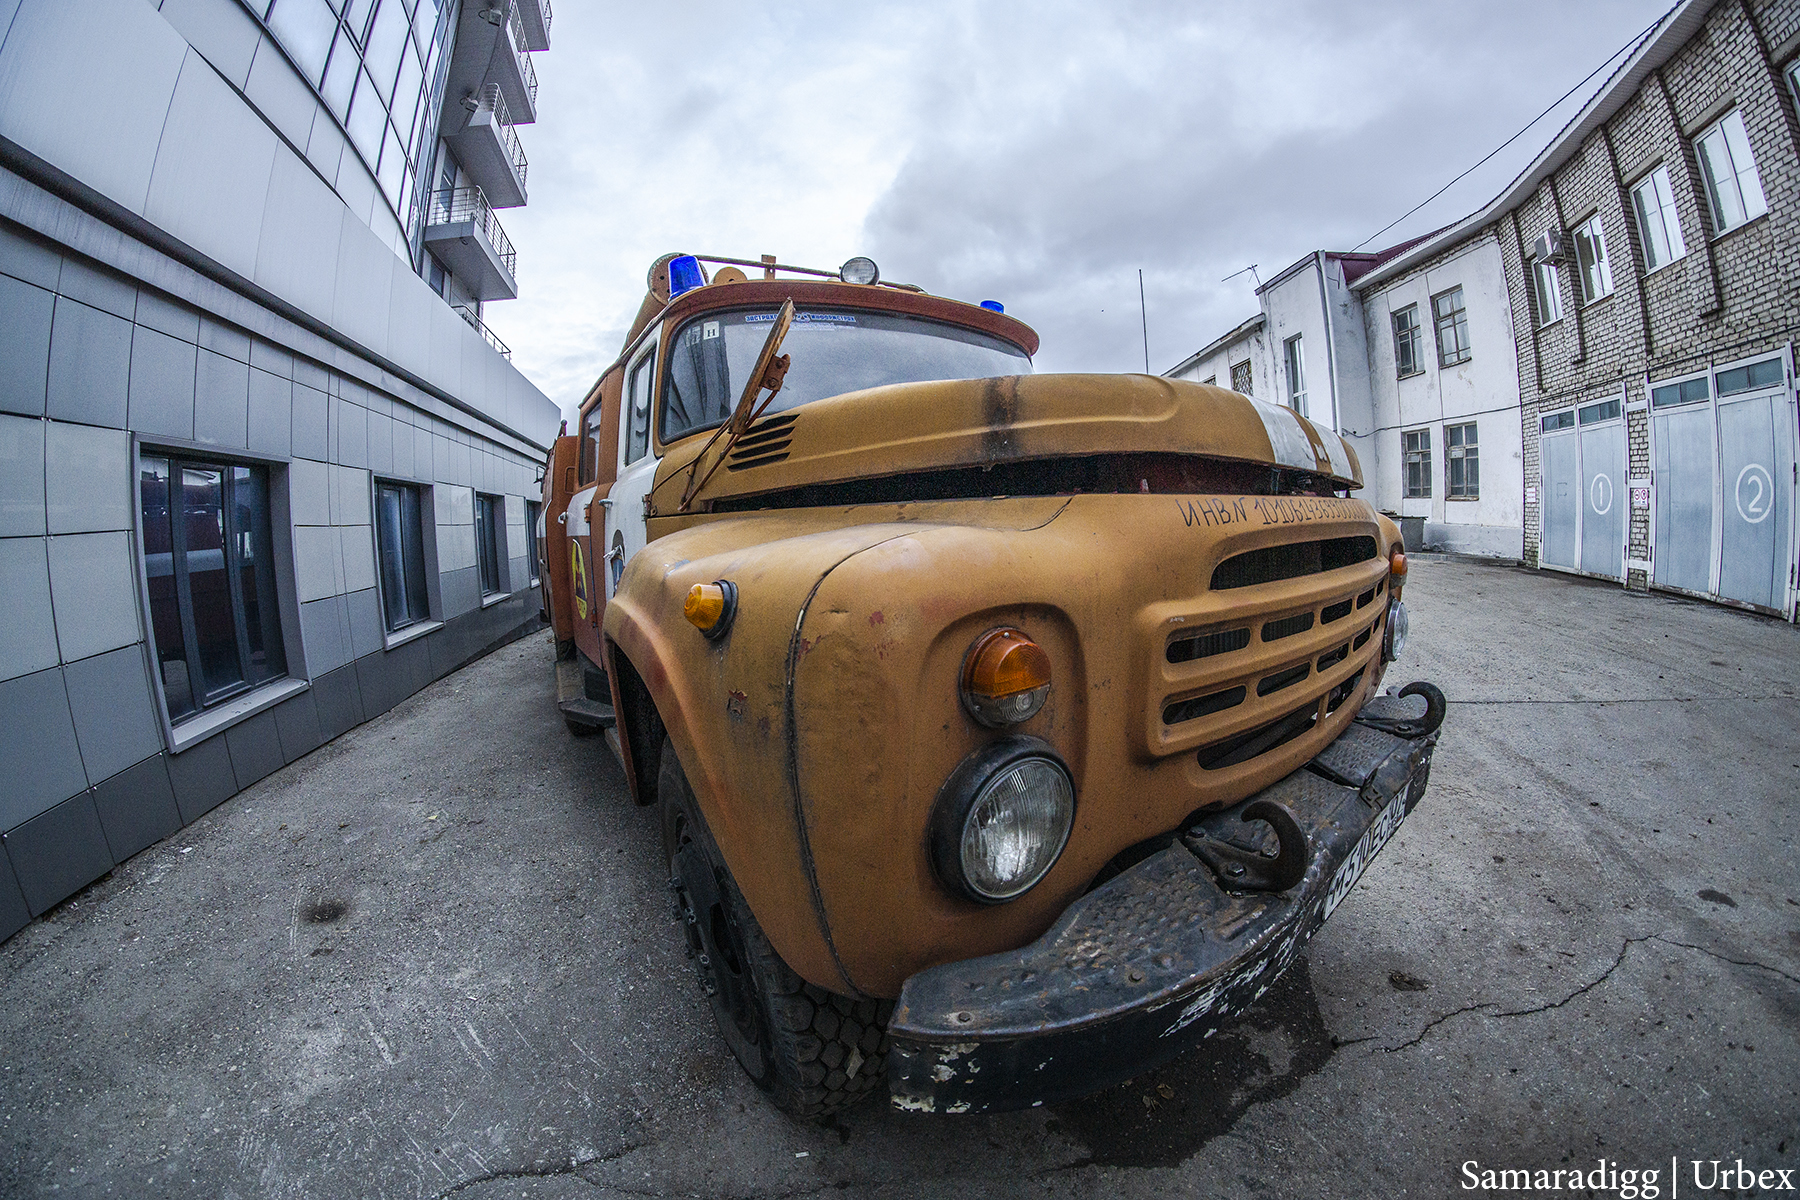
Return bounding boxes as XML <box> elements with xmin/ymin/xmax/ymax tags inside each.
<box><xmin>1351</xmin><ymin>6</ymin><xmax>1670</xmax><ymax>253</ymax></box>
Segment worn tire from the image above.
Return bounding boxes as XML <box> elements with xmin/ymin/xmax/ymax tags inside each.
<box><xmin>659</xmin><ymin>741</ymin><xmax>892</xmax><ymax>1118</ymax></box>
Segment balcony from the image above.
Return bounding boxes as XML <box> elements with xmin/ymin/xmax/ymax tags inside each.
<box><xmin>423</xmin><ymin>187</ymin><xmax>518</xmax><ymax>302</ymax></box>
<box><xmin>454</xmin><ymin>305</ymin><xmax>511</xmax><ymax>360</ymax></box>
<box><xmin>441</xmin><ymin>2</ymin><xmax>538</xmax><ymax>132</ymax></box>
<box><xmin>445</xmin><ymin>86</ymin><xmax>527</xmax><ymax>208</ymax></box>
<box><xmin>490</xmin><ymin>15</ymin><xmax>538</xmax><ymax>125</ymax></box>
<box><xmin>514</xmin><ymin>0</ymin><xmax>551</xmax><ymax>51</ymax></box>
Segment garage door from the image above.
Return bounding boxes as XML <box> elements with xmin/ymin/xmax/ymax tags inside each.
<box><xmin>1538</xmin><ymin>394</ymin><xmax>1625</xmax><ymax>580</ymax></box>
<box><xmin>1649</xmin><ymin>352</ymin><xmax>1797</xmax><ymax>617</ymax></box>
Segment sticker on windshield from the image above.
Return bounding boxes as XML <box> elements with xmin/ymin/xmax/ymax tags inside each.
<box><xmin>743</xmin><ymin>312</ymin><xmax>857</xmax><ymax>325</ymax></box>
<box><xmin>703</xmin><ymin>321</ymin><xmax>720</xmax><ymax>339</ymax></box>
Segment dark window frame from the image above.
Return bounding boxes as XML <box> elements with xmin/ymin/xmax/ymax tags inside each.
<box><xmin>524</xmin><ymin>499</ymin><xmax>541</xmax><ymax>586</ymax></box>
<box><xmin>374</xmin><ymin>479</ymin><xmax>434</xmax><ymax>634</ymax></box>
<box><xmin>475</xmin><ymin>492</ymin><xmax>505</xmax><ymax>597</ymax></box>
<box><xmin>138</xmin><ymin>451</ymin><xmax>287</xmax><ymax>723</ymax></box>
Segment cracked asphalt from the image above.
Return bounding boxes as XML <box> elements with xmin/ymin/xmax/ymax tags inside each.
<box><xmin>1</xmin><ymin>555</ymin><xmax>1797</xmax><ymax>1198</ymax></box>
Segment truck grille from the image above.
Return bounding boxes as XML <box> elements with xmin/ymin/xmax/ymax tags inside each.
<box><xmin>1153</xmin><ymin>528</ymin><xmax>1390</xmax><ymax>776</ymax></box>
<box><xmin>1210</xmin><ymin>536</ymin><xmax>1376</xmax><ymax>589</ymax></box>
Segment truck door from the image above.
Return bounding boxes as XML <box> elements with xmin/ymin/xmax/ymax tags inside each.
<box><xmin>604</xmin><ymin>336</ymin><xmax>660</xmax><ymax>600</ymax></box>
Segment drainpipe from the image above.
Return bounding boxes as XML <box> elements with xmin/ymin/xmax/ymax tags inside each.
<box><xmin>1314</xmin><ymin>251</ymin><xmax>1343</xmax><ymax>433</ymax></box>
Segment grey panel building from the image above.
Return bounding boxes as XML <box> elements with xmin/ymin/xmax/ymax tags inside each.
<box><xmin>0</xmin><ymin>0</ymin><xmax>559</xmax><ymax>940</ymax></box>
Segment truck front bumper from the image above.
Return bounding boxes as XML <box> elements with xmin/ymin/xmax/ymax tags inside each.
<box><xmin>886</xmin><ymin>685</ymin><xmax>1442</xmax><ymax>1114</ymax></box>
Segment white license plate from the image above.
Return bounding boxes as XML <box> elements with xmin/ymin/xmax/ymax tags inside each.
<box><xmin>1322</xmin><ymin>788</ymin><xmax>1409</xmax><ymax>920</ymax></box>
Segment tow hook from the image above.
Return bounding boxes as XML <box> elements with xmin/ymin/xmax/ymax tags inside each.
<box><xmin>1355</xmin><ymin>681</ymin><xmax>1446</xmax><ymax>739</ymax></box>
<box><xmin>1183</xmin><ymin>798</ymin><xmax>1310</xmax><ymax>892</ymax></box>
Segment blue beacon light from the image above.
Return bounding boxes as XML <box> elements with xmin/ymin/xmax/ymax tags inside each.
<box><xmin>979</xmin><ymin>300</ymin><xmax>1004</xmax><ymax>313</ymax></box>
<box><xmin>668</xmin><ymin>255</ymin><xmax>706</xmax><ymax>298</ymax></box>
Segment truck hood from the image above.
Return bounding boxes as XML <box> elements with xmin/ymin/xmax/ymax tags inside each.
<box><xmin>652</xmin><ymin>374</ymin><xmax>1362</xmax><ymax>513</ymax></box>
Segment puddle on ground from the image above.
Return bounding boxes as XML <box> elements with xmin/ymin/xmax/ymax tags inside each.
<box><xmin>1047</xmin><ymin>957</ymin><xmax>1335</xmax><ymax>1168</ymax></box>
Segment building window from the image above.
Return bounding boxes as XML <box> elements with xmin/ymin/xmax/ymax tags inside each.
<box><xmin>1631</xmin><ymin>165</ymin><xmax>1687</xmax><ymax>271</ymax></box>
<box><xmin>1432</xmin><ymin>287</ymin><xmax>1470</xmax><ymax>366</ymax></box>
<box><xmin>1403</xmin><ymin>429</ymin><xmax>1432</xmax><ymax>499</ymax></box>
<box><xmin>139</xmin><ymin>455</ymin><xmax>286</xmax><ymax>722</ymax></box>
<box><xmin>1578</xmin><ymin>398</ymin><xmax>1621</xmax><ymax>424</ymax></box>
<box><xmin>475</xmin><ymin>493</ymin><xmax>504</xmax><ymax>596</ymax></box>
<box><xmin>1202</xmin><ymin>375</ymin><xmax>1217</xmax><ymax>386</ymax></box>
<box><xmin>525</xmin><ymin>499</ymin><xmax>541</xmax><ymax>586</ymax></box>
<box><xmin>262</xmin><ymin>0</ymin><xmax>456</xmax><ymax>233</ymax></box>
<box><xmin>375</xmin><ymin>481</ymin><xmax>431</xmax><ymax>632</ymax></box>
<box><xmin>1283</xmin><ymin>334</ymin><xmax>1306</xmax><ymax>415</ymax></box>
<box><xmin>1541</xmin><ymin>409</ymin><xmax>1575</xmax><ymax>432</ymax></box>
<box><xmin>1695</xmin><ymin>109</ymin><xmax>1768</xmax><ymax>234</ymax></box>
<box><xmin>1529</xmin><ymin>257</ymin><xmax>1563</xmax><ymax>327</ymax></box>
<box><xmin>1650</xmin><ymin>376</ymin><xmax>1709</xmax><ymax>408</ymax></box>
<box><xmin>427</xmin><ymin>255</ymin><xmax>449</xmax><ymax>299</ymax></box>
<box><xmin>1230</xmin><ymin>359</ymin><xmax>1253</xmax><ymax>395</ymax></box>
<box><xmin>1571</xmin><ymin>214</ymin><xmax>1614</xmax><ymax>304</ymax></box>
<box><xmin>1445</xmin><ymin>423</ymin><xmax>1478</xmax><ymax>499</ymax></box>
<box><xmin>1392</xmin><ymin>305</ymin><xmax>1423</xmax><ymax>378</ymax></box>
<box><xmin>1715</xmin><ymin>356</ymin><xmax>1784</xmax><ymax>397</ymax></box>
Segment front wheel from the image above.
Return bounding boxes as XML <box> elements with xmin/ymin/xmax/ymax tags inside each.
<box><xmin>658</xmin><ymin>741</ymin><xmax>891</xmax><ymax>1117</ymax></box>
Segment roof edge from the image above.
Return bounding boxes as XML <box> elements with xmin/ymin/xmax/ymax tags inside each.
<box><xmin>1162</xmin><ymin>312</ymin><xmax>1266</xmax><ymax>377</ymax></box>
<box><xmin>1351</xmin><ymin>0</ymin><xmax>1712</xmax><ymax>294</ymax></box>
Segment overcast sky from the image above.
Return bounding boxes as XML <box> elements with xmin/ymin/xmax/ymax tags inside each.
<box><xmin>484</xmin><ymin>0</ymin><xmax>1674</xmax><ymax>421</ymax></box>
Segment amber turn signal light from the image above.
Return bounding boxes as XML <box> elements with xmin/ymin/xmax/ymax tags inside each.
<box><xmin>1389</xmin><ymin>547</ymin><xmax>1407</xmax><ymax>578</ymax></box>
<box><xmin>684</xmin><ymin>580</ymin><xmax>738</xmax><ymax>642</ymax></box>
<box><xmin>961</xmin><ymin>629</ymin><xmax>1052</xmax><ymax>727</ymax></box>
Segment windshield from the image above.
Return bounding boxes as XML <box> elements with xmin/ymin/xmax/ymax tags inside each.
<box><xmin>659</xmin><ymin>307</ymin><xmax>1032</xmax><ymax>444</ymax></box>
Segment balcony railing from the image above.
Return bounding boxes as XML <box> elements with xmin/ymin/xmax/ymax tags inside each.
<box><xmin>481</xmin><ymin>85</ymin><xmax>528</xmax><ymax>193</ymax></box>
<box><xmin>506</xmin><ymin>10</ymin><xmax>540</xmax><ymax>108</ymax></box>
<box><xmin>455</xmin><ymin>305</ymin><xmax>511</xmax><ymax>360</ymax></box>
<box><xmin>427</xmin><ymin>187</ymin><xmax>516</xmax><ymax>279</ymax></box>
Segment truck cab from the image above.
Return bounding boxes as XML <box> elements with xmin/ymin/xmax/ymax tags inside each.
<box><xmin>538</xmin><ymin>253</ymin><xmax>1442</xmax><ymax>1116</ymax></box>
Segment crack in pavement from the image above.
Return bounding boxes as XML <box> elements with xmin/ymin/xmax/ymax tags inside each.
<box><xmin>1370</xmin><ymin>931</ymin><xmax>1800</xmax><ymax>1054</ymax></box>
<box><xmin>428</xmin><ymin>1141</ymin><xmax>651</xmax><ymax>1200</ymax></box>
<box><xmin>1379</xmin><ymin>934</ymin><xmax>1653</xmax><ymax>1052</ymax></box>
<box><xmin>1652</xmin><ymin>935</ymin><xmax>1800</xmax><ymax>986</ymax></box>
<box><xmin>425</xmin><ymin>1143</ymin><xmax>931</xmax><ymax>1200</ymax></box>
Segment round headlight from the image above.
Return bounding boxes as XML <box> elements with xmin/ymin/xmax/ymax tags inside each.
<box><xmin>839</xmin><ymin>256</ymin><xmax>880</xmax><ymax>285</ymax></box>
<box><xmin>931</xmin><ymin>738</ymin><xmax>1075</xmax><ymax>904</ymax></box>
<box><xmin>1384</xmin><ymin>598</ymin><xmax>1409</xmax><ymax>663</ymax></box>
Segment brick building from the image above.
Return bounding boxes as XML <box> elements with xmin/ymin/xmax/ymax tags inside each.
<box><xmin>1169</xmin><ymin>0</ymin><xmax>1799</xmax><ymax>620</ymax></box>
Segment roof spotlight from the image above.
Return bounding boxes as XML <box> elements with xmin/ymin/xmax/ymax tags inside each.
<box><xmin>839</xmin><ymin>256</ymin><xmax>880</xmax><ymax>285</ymax></box>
